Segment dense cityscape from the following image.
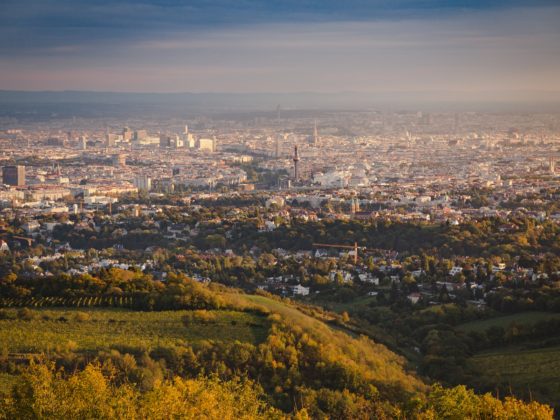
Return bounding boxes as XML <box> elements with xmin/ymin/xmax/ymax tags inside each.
<box><xmin>1</xmin><ymin>0</ymin><xmax>560</xmax><ymax>418</ymax></box>
<box><xmin>0</xmin><ymin>108</ymin><xmax>559</xmax><ymax>416</ymax></box>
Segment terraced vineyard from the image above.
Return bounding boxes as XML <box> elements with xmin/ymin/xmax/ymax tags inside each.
<box><xmin>468</xmin><ymin>345</ymin><xmax>560</xmax><ymax>408</ymax></box>
<box><xmin>0</xmin><ymin>296</ymin><xmax>136</xmax><ymax>308</ymax></box>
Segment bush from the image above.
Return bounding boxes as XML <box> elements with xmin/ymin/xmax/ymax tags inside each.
<box><xmin>182</xmin><ymin>310</ymin><xmax>217</xmax><ymax>326</ymax></box>
<box><xmin>16</xmin><ymin>308</ymin><xmax>35</xmax><ymax>321</ymax></box>
<box><xmin>74</xmin><ymin>312</ymin><xmax>92</xmax><ymax>322</ymax></box>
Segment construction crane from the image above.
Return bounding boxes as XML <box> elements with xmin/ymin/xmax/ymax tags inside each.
<box><xmin>313</xmin><ymin>242</ymin><xmax>359</xmax><ymax>264</ymax></box>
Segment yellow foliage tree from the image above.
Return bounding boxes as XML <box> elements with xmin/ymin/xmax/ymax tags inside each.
<box><xmin>0</xmin><ymin>362</ymin><xmax>283</xmax><ymax>420</ymax></box>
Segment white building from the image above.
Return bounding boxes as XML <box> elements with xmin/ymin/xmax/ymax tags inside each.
<box><xmin>358</xmin><ymin>273</ymin><xmax>379</xmax><ymax>285</ymax></box>
<box><xmin>449</xmin><ymin>266</ymin><xmax>463</xmax><ymax>276</ymax></box>
<box><xmin>289</xmin><ymin>284</ymin><xmax>310</xmax><ymax>296</ymax></box>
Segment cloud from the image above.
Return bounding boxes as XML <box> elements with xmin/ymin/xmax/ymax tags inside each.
<box><xmin>0</xmin><ymin>1</ymin><xmax>558</xmax><ymax>95</ymax></box>
<box><xmin>1</xmin><ymin>0</ymin><xmax>558</xmax><ymax>53</ymax></box>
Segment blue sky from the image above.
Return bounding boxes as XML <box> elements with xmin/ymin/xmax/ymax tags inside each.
<box><xmin>0</xmin><ymin>0</ymin><xmax>559</xmax><ymax>96</ymax></box>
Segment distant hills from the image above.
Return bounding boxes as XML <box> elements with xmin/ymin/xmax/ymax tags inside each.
<box><xmin>0</xmin><ymin>90</ymin><xmax>559</xmax><ymax>118</ymax></box>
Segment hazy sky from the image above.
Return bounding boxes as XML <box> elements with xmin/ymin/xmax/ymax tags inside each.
<box><xmin>0</xmin><ymin>0</ymin><xmax>559</xmax><ymax>97</ymax></box>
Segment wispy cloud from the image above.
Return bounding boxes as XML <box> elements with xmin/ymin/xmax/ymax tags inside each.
<box><xmin>0</xmin><ymin>1</ymin><xmax>558</xmax><ymax>95</ymax></box>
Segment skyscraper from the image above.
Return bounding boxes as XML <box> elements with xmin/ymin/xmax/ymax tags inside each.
<box><xmin>106</xmin><ymin>131</ymin><xmax>116</xmax><ymax>147</ymax></box>
<box><xmin>122</xmin><ymin>127</ymin><xmax>132</xmax><ymax>142</ymax></box>
<box><xmin>133</xmin><ymin>175</ymin><xmax>152</xmax><ymax>192</ymax></box>
<box><xmin>112</xmin><ymin>154</ymin><xmax>126</xmax><ymax>167</ymax></box>
<box><xmin>293</xmin><ymin>145</ymin><xmax>300</xmax><ymax>182</ymax></box>
<box><xmin>2</xmin><ymin>165</ymin><xmax>25</xmax><ymax>186</ymax></box>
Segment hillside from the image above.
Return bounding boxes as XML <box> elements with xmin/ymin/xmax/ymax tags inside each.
<box><xmin>0</xmin><ymin>278</ymin><xmax>554</xmax><ymax>418</ymax></box>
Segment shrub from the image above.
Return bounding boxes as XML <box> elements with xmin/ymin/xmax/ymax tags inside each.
<box><xmin>182</xmin><ymin>310</ymin><xmax>217</xmax><ymax>326</ymax></box>
<box><xmin>16</xmin><ymin>308</ymin><xmax>35</xmax><ymax>321</ymax></box>
<box><xmin>74</xmin><ymin>312</ymin><xmax>92</xmax><ymax>322</ymax></box>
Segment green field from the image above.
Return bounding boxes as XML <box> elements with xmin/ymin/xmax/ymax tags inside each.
<box><xmin>456</xmin><ymin>311</ymin><xmax>560</xmax><ymax>333</ymax></box>
<box><xmin>0</xmin><ymin>308</ymin><xmax>269</xmax><ymax>354</ymax></box>
<box><xmin>468</xmin><ymin>345</ymin><xmax>560</xmax><ymax>407</ymax></box>
<box><xmin>311</xmin><ymin>295</ymin><xmax>378</xmax><ymax>313</ymax></box>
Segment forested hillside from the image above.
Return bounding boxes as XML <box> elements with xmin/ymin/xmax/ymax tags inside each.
<box><xmin>0</xmin><ymin>275</ymin><xmax>553</xmax><ymax>418</ymax></box>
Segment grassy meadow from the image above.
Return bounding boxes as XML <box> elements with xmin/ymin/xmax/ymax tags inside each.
<box><xmin>0</xmin><ymin>308</ymin><xmax>270</xmax><ymax>354</ymax></box>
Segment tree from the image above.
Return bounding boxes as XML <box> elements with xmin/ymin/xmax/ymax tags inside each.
<box><xmin>0</xmin><ymin>362</ymin><xmax>282</xmax><ymax>419</ymax></box>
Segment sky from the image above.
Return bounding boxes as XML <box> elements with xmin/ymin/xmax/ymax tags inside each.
<box><xmin>0</xmin><ymin>0</ymin><xmax>559</xmax><ymax>98</ymax></box>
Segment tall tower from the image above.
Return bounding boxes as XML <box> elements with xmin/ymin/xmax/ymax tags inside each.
<box><xmin>293</xmin><ymin>145</ymin><xmax>300</xmax><ymax>182</ymax></box>
<box><xmin>313</xmin><ymin>120</ymin><xmax>319</xmax><ymax>146</ymax></box>
<box><xmin>550</xmin><ymin>156</ymin><xmax>556</xmax><ymax>174</ymax></box>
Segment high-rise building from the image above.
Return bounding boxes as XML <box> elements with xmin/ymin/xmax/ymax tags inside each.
<box><xmin>112</xmin><ymin>154</ymin><xmax>126</xmax><ymax>167</ymax></box>
<box><xmin>2</xmin><ymin>165</ymin><xmax>25</xmax><ymax>186</ymax></box>
<box><xmin>122</xmin><ymin>127</ymin><xmax>132</xmax><ymax>142</ymax></box>
<box><xmin>106</xmin><ymin>133</ymin><xmax>117</xmax><ymax>147</ymax></box>
<box><xmin>293</xmin><ymin>145</ymin><xmax>300</xmax><ymax>182</ymax></box>
<box><xmin>133</xmin><ymin>175</ymin><xmax>152</xmax><ymax>192</ymax></box>
<box><xmin>187</xmin><ymin>135</ymin><xmax>196</xmax><ymax>148</ymax></box>
<box><xmin>550</xmin><ymin>157</ymin><xmax>556</xmax><ymax>174</ymax></box>
<box><xmin>174</xmin><ymin>137</ymin><xmax>184</xmax><ymax>148</ymax></box>
<box><xmin>133</xmin><ymin>130</ymin><xmax>148</xmax><ymax>141</ymax></box>
<box><xmin>182</xmin><ymin>125</ymin><xmax>194</xmax><ymax>146</ymax></box>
